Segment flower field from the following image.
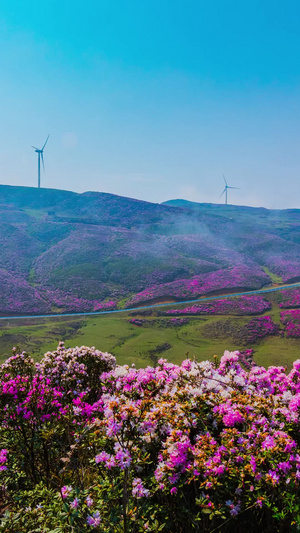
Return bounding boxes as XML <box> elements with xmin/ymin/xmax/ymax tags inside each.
<box><xmin>128</xmin><ymin>266</ymin><xmax>270</xmax><ymax>306</ymax></box>
<box><xmin>0</xmin><ymin>269</ymin><xmax>50</xmax><ymax>314</ymax></box>
<box><xmin>1</xmin><ymin>344</ymin><xmax>300</xmax><ymax>532</ymax></box>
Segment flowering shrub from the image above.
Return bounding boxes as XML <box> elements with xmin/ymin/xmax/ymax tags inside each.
<box><xmin>280</xmin><ymin>309</ymin><xmax>300</xmax><ymax>337</ymax></box>
<box><xmin>279</xmin><ymin>288</ymin><xmax>300</xmax><ymax>309</ymax></box>
<box><xmin>243</xmin><ymin>316</ymin><xmax>280</xmax><ymax>344</ymax></box>
<box><xmin>93</xmin><ymin>300</ymin><xmax>117</xmax><ymax>311</ymax></box>
<box><xmin>129</xmin><ymin>318</ymin><xmax>145</xmax><ymax>326</ymax></box>
<box><xmin>1</xmin><ymin>345</ymin><xmax>300</xmax><ymax>532</ymax></box>
<box><xmin>164</xmin><ymin>295</ymin><xmax>271</xmax><ymax>316</ymax></box>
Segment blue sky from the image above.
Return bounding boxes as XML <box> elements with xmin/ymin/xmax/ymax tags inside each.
<box><xmin>0</xmin><ymin>1</ymin><xmax>300</xmax><ymax>207</ymax></box>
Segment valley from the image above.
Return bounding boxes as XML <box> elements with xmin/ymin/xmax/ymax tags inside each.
<box><xmin>1</xmin><ymin>287</ymin><xmax>300</xmax><ymax>370</ymax></box>
<box><xmin>2</xmin><ymin>184</ymin><xmax>300</xmax><ymax>370</ymax></box>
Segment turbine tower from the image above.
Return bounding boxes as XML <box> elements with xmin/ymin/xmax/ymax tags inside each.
<box><xmin>220</xmin><ymin>175</ymin><xmax>239</xmax><ymax>205</ymax></box>
<box><xmin>32</xmin><ymin>135</ymin><xmax>50</xmax><ymax>188</ymax></box>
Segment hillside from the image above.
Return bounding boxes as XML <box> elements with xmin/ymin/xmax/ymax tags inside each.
<box><xmin>1</xmin><ymin>185</ymin><xmax>300</xmax><ymax>315</ymax></box>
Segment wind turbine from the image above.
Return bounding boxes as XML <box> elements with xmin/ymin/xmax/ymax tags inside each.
<box><xmin>32</xmin><ymin>135</ymin><xmax>50</xmax><ymax>188</ymax></box>
<box><xmin>220</xmin><ymin>175</ymin><xmax>239</xmax><ymax>205</ymax></box>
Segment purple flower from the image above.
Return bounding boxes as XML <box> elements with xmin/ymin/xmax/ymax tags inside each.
<box><xmin>70</xmin><ymin>497</ymin><xmax>80</xmax><ymax>509</ymax></box>
<box><xmin>86</xmin><ymin>496</ymin><xmax>94</xmax><ymax>507</ymax></box>
<box><xmin>262</xmin><ymin>436</ymin><xmax>276</xmax><ymax>450</ymax></box>
<box><xmin>132</xmin><ymin>478</ymin><xmax>150</xmax><ymax>498</ymax></box>
<box><xmin>267</xmin><ymin>470</ymin><xmax>280</xmax><ymax>485</ymax></box>
<box><xmin>87</xmin><ymin>511</ymin><xmax>101</xmax><ymax>527</ymax></box>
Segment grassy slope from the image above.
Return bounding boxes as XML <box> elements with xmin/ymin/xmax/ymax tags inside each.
<box><xmin>262</xmin><ymin>266</ymin><xmax>283</xmax><ymax>284</ymax></box>
<box><xmin>1</xmin><ymin>294</ymin><xmax>300</xmax><ymax>369</ymax></box>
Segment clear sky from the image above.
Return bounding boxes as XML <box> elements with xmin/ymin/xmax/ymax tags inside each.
<box><xmin>0</xmin><ymin>0</ymin><xmax>300</xmax><ymax>208</ymax></box>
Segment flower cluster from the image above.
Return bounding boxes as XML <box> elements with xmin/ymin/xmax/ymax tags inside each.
<box><xmin>243</xmin><ymin>316</ymin><xmax>280</xmax><ymax>344</ymax></box>
<box><xmin>164</xmin><ymin>295</ymin><xmax>271</xmax><ymax>316</ymax></box>
<box><xmin>279</xmin><ymin>288</ymin><xmax>300</xmax><ymax>309</ymax></box>
<box><xmin>93</xmin><ymin>300</ymin><xmax>116</xmax><ymax>311</ymax></box>
<box><xmin>129</xmin><ymin>318</ymin><xmax>146</xmax><ymax>327</ymax></box>
<box><xmin>0</xmin><ymin>449</ymin><xmax>7</xmax><ymax>471</ymax></box>
<box><xmin>280</xmin><ymin>309</ymin><xmax>300</xmax><ymax>337</ymax></box>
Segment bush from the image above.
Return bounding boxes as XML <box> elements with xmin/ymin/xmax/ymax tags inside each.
<box><xmin>1</xmin><ymin>345</ymin><xmax>300</xmax><ymax>532</ymax></box>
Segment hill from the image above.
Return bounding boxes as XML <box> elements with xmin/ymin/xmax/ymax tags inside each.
<box><xmin>1</xmin><ymin>185</ymin><xmax>300</xmax><ymax>315</ymax></box>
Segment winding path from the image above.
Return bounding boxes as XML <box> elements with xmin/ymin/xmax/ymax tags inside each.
<box><xmin>1</xmin><ymin>281</ymin><xmax>300</xmax><ymax>321</ymax></box>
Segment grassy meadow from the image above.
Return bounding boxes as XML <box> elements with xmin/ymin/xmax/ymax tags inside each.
<box><xmin>1</xmin><ymin>292</ymin><xmax>300</xmax><ymax>369</ymax></box>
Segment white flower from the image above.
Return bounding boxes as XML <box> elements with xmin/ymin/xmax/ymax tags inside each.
<box><xmin>114</xmin><ymin>366</ymin><xmax>129</xmax><ymax>377</ymax></box>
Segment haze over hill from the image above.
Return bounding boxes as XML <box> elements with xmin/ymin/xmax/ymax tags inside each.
<box><xmin>1</xmin><ymin>184</ymin><xmax>300</xmax><ymax>315</ymax></box>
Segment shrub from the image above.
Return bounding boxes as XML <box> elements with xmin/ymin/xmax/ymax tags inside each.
<box><xmin>1</xmin><ymin>346</ymin><xmax>300</xmax><ymax>532</ymax></box>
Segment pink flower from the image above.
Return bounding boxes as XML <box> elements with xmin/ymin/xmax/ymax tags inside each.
<box><xmin>87</xmin><ymin>511</ymin><xmax>101</xmax><ymax>527</ymax></box>
<box><xmin>86</xmin><ymin>496</ymin><xmax>93</xmax><ymax>507</ymax></box>
<box><xmin>223</xmin><ymin>410</ymin><xmax>244</xmax><ymax>427</ymax></box>
<box><xmin>70</xmin><ymin>497</ymin><xmax>80</xmax><ymax>509</ymax></box>
<box><xmin>132</xmin><ymin>478</ymin><xmax>150</xmax><ymax>498</ymax></box>
<box><xmin>267</xmin><ymin>470</ymin><xmax>280</xmax><ymax>485</ymax></box>
<box><xmin>115</xmin><ymin>449</ymin><xmax>132</xmax><ymax>469</ymax></box>
<box><xmin>95</xmin><ymin>451</ymin><xmax>110</xmax><ymax>464</ymax></box>
<box><xmin>262</xmin><ymin>436</ymin><xmax>276</xmax><ymax>449</ymax></box>
<box><xmin>61</xmin><ymin>485</ymin><xmax>73</xmax><ymax>499</ymax></box>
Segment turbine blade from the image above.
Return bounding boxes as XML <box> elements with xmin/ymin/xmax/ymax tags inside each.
<box><xmin>32</xmin><ymin>146</ymin><xmax>38</xmax><ymax>150</ymax></box>
<box><xmin>220</xmin><ymin>189</ymin><xmax>226</xmax><ymax>197</ymax></box>
<box><xmin>228</xmin><ymin>186</ymin><xmax>239</xmax><ymax>189</ymax></box>
<box><xmin>42</xmin><ymin>134</ymin><xmax>50</xmax><ymax>151</ymax></box>
<box><xmin>223</xmin><ymin>174</ymin><xmax>228</xmax><ymax>186</ymax></box>
<box><xmin>41</xmin><ymin>152</ymin><xmax>45</xmax><ymax>172</ymax></box>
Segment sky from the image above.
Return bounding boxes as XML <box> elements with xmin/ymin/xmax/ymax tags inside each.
<box><xmin>0</xmin><ymin>1</ymin><xmax>300</xmax><ymax>208</ymax></box>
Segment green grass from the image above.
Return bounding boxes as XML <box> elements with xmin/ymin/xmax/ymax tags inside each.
<box><xmin>0</xmin><ymin>314</ymin><xmax>232</xmax><ymax>366</ymax></box>
<box><xmin>262</xmin><ymin>266</ymin><xmax>283</xmax><ymax>284</ymax></box>
<box><xmin>252</xmin><ymin>336</ymin><xmax>300</xmax><ymax>369</ymax></box>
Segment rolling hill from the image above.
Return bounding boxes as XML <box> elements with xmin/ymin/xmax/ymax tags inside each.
<box><xmin>1</xmin><ymin>184</ymin><xmax>300</xmax><ymax>315</ymax></box>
